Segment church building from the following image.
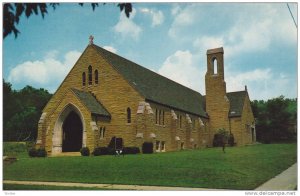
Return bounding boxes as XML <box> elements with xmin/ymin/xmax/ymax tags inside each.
<box><xmin>36</xmin><ymin>37</ymin><xmax>256</xmax><ymax>155</ymax></box>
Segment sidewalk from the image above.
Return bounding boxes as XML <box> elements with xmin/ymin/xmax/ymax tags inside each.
<box><xmin>3</xmin><ymin>180</ymin><xmax>223</xmax><ymax>191</ymax></box>
<box><xmin>255</xmin><ymin>163</ymin><xmax>297</xmax><ymax>191</ymax></box>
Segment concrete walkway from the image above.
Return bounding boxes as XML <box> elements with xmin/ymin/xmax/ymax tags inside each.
<box><xmin>3</xmin><ymin>180</ymin><xmax>224</xmax><ymax>191</ymax></box>
<box><xmin>255</xmin><ymin>163</ymin><xmax>297</xmax><ymax>190</ymax></box>
<box><xmin>4</xmin><ymin>163</ymin><xmax>297</xmax><ymax>191</ymax></box>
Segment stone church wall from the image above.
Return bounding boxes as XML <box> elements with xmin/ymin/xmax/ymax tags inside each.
<box><xmin>229</xmin><ymin>94</ymin><xmax>255</xmax><ymax>146</ymax></box>
<box><xmin>240</xmin><ymin>94</ymin><xmax>255</xmax><ymax>145</ymax></box>
<box><xmin>37</xmin><ymin>45</ymin><xmax>255</xmax><ymax>155</ymax></box>
<box><xmin>37</xmin><ymin>45</ymin><xmax>146</xmax><ymax>154</ymax></box>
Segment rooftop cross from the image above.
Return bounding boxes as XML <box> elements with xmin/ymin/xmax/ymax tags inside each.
<box><xmin>89</xmin><ymin>35</ymin><xmax>94</xmax><ymax>45</ymax></box>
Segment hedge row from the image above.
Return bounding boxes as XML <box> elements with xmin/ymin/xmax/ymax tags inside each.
<box><xmin>80</xmin><ymin>146</ymin><xmax>143</xmax><ymax>156</ymax></box>
<box><xmin>92</xmin><ymin>146</ymin><xmax>140</xmax><ymax>156</ymax></box>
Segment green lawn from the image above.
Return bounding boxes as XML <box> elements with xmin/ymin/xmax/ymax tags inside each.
<box><xmin>3</xmin><ymin>184</ymin><xmax>112</xmax><ymax>190</ymax></box>
<box><xmin>3</xmin><ymin>143</ymin><xmax>297</xmax><ymax>190</ymax></box>
<box><xmin>3</xmin><ymin>142</ymin><xmax>29</xmax><ymax>158</ymax></box>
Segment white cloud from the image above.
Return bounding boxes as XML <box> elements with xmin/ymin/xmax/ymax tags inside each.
<box><xmin>152</xmin><ymin>10</ymin><xmax>164</xmax><ymax>27</ymax></box>
<box><xmin>226</xmin><ymin>68</ymin><xmax>272</xmax><ymax>92</ymax></box>
<box><xmin>170</xmin><ymin>4</ymin><xmax>297</xmax><ymax>56</ymax></box>
<box><xmin>158</xmin><ymin>50</ymin><xmax>205</xmax><ymax>93</ymax></box>
<box><xmin>168</xmin><ymin>4</ymin><xmax>199</xmax><ymax>39</ymax></box>
<box><xmin>7</xmin><ymin>50</ymin><xmax>81</xmax><ymax>93</ymax></box>
<box><xmin>193</xmin><ymin>36</ymin><xmax>224</xmax><ymax>51</ymax></box>
<box><xmin>193</xmin><ymin>19</ymin><xmax>273</xmax><ymax>59</ymax></box>
<box><xmin>113</xmin><ymin>8</ymin><xmax>142</xmax><ymax>40</ymax></box>
<box><xmin>157</xmin><ymin>49</ymin><xmax>295</xmax><ymax>100</ymax></box>
<box><xmin>103</xmin><ymin>46</ymin><xmax>117</xmax><ymax>53</ymax></box>
<box><xmin>45</xmin><ymin>50</ymin><xmax>59</xmax><ymax>59</ymax></box>
<box><xmin>64</xmin><ymin>51</ymin><xmax>82</xmax><ymax>68</ymax></box>
<box><xmin>140</xmin><ymin>8</ymin><xmax>164</xmax><ymax>27</ymax></box>
<box><xmin>226</xmin><ymin>68</ymin><xmax>295</xmax><ymax>100</ymax></box>
<box><xmin>171</xmin><ymin>4</ymin><xmax>181</xmax><ymax>16</ymax></box>
<box><xmin>171</xmin><ymin>4</ymin><xmax>196</xmax><ymax>26</ymax></box>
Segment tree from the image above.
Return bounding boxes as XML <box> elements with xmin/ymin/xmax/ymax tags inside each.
<box><xmin>3</xmin><ymin>80</ymin><xmax>21</xmax><ymax>141</ymax></box>
<box><xmin>267</xmin><ymin>96</ymin><xmax>292</xmax><ymax>141</ymax></box>
<box><xmin>251</xmin><ymin>100</ymin><xmax>270</xmax><ymax>143</ymax></box>
<box><xmin>3</xmin><ymin>79</ymin><xmax>52</xmax><ymax>141</ymax></box>
<box><xmin>251</xmin><ymin>96</ymin><xmax>296</xmax><ymax>143</ymax></box>
<box><xmin>3</xmin><ymin>3</ymin><xmax>132</xmax><ymax>39</ymax></box>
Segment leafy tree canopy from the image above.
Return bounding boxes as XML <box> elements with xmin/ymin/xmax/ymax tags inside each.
<box><xmin>3</xmin><ymin>79</ymin><xmax>52</xmax><ymax>141</ymax></box>
<box><xmin>251</xmin><ymin>96</ymin><xmax>297</xmax><ymax>143</ymax></box>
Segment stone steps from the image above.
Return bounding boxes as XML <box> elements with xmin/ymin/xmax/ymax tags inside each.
<box><xmin>50</xmin><ymin>152</ymin><xmax>81</xmax><ymax>157</ymax></box>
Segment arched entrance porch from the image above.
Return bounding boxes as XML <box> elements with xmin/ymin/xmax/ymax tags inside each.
<box><xmin>52</xmin><ymin>104</ymin><xmax>86</xmax><ymax>154</ymax></box>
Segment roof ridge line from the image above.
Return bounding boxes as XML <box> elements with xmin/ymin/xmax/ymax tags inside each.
<box><xmin>92</xmin><ymin>44</ymin><xmax>204</xmax><ymax>97</ymax></box>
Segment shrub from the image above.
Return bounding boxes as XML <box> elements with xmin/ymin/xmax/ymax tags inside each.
<box><xmin>36</xmin><ymin>148</ymin><xmax>47</xmax><ymax>157</ymax></box>
<box><xmin>93</xmin><ymin>147</ymin><xmax>110</xmax><ymax>156</ymax></box>
<box><xmin>228</xmin><ymin>133</ymin><xmax>235</xmax><ymax>147</ymax></box>
<box><xmin>108</xmin><ymin>147</ymin><xmax>117</xmax><ymax>155</ymax></box>
<box><xmin>28</xmin><ymin>148</ymin><xmax>37</xmax><ymax>157</ymax></box>
<box><xmin>142</xmin><ymin>142</ymin><xmax>153</xmax><ymax>154</ymax></box>
<box><xmin>92</xmin><ymin>147</ymin><xmax>102</xmax><ymax>156</ymax></box>
<box><xmin>28</xmin><ymin>147</ymin><xmax>47</xmax><ymax>157</ymax></box>
<box><xmin>26</xmin><ymin>141</ymin><xmax>35</xmax><ymax>150</ymax></box>
<box><xmin>80</xmin><ymin>147</ymin><xmax>90</xmax><ymax>156</ymax></box>
<box><xmin>123</xmin><ymin>147</ymin><xmax>140</xmax><ymax>154</ymax></box>
<box><xmin>93</xmin><ymin>147</ymin><xmax>116</xmax><ymax>156</ymax></box>
<box><xmin>213</xmin><ymin>133</ymin><xmax>223</xmax><ymax>147</ymax></box>
<box><xmin>213</xmin><ymin>128</ymin><xmax>229</xmax><ymax>147</ymax></box>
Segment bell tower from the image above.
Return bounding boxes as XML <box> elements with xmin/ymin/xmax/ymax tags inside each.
<box><xmin>205</xmin><ymin>47</ymin><xmax>230</xmax><ymax>136</ymax></box>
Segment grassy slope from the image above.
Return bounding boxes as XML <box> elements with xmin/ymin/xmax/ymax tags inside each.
<box><xmin>3</xmin><ymin>143</ymin><xmax>297</xmax><ymax>190</ymax></box>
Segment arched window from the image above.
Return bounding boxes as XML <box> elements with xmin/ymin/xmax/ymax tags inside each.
<box><xmin>179</xmin><ymin>115</ymin><xmax>182</xmax><ymax>128</ymax></box>
<box><xmin>181</xmin><ymin>142</ymin><xmax>184</xmax><ymax>150</ymax></box>
<box><xmin>212</xmin><ymin>58</ymin><xmax>218</xmax><ymax>74</ymax></box>
<box><xmin>99</xmin><ymin>127</ymin><xmax>103</xmax><ymax>138</ymax></box>
<box><xmin>159</xmin><ymin>110</ymin><xmax>161</xmax><ymax>125</ymax></box>
<box><xmin>100</xmin><ymin>127</ymin><xmax>106</xmax><ymax>138</ymax></box>
<box><xmin>155</xmin><ymin>109</ymin><xmax>158</xmax><ymax>124</ymax></box>
<box><xmin>95</xmin><ymin>69</ymin><xmax>99</xmax><ymax>84</ymax></box>
<box><xmin>82</xmin><ymin>72</ymin><xmax>86</xmax><ymax>86</ymax></box>
<box><xmin>88</xmin><ymin>65</ymin><xmax>92</xmax><ymax>85</ymax></box>
<box><xmin>127</xmin><ymin>107</ymin><xmax>131</xmax><ymax>123</ymax></box>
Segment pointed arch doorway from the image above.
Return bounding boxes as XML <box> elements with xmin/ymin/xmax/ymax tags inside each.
<box><xmin>62</xmin><ymin>111</ymin><xmax>83</xmax><ymax>152</ymax></box>
<box><xmin>52</xmin><ymin>104</ymin><xmax>86</xmax><ymax>154</ymax></box>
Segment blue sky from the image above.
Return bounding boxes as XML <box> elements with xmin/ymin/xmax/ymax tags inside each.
<box><xmin>3</xmin><ymin>2</ymin><xmax>298</xmax><ymax>100</ymax></box>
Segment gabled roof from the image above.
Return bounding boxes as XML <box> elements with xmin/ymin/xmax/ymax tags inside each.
<box><xmin>71</xmin><ymin>88</ymin><xmax>111</xmax><ymax>117</ymax></box>
<box><xmin>227</xmin><ymin>91</ymin><xmax>247</xmax><ymax>117</ymax></box>
<box><xmin>92</xmin><ymin>44</ymin><xmax>208</xmax><ymax>118</ymax></box>
<box><xmin>202</xmin><ymin>91</ymin><xmax>247</xmax><ymax>118</ymax></box>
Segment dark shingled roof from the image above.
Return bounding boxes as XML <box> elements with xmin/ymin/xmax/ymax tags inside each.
<box><xmin>92</xmin><ymin>44</ymin><xmax>208</xmax><ymax>118</ymax></box>
<box><xmin>227</xmin><ymin>91</ymin><xmax>247</xmax><ymax>117</ymax></box>
<box><xmin>202</xmin><ymin>91</ymin><xmax>247</xmax><ymax>118</ymax></box>
<box><xmin>71</xmin><ymin>88</ymin><xmax>111</xmax><ymax>117</ymax></box>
